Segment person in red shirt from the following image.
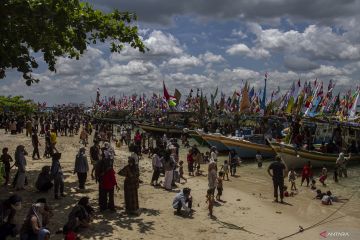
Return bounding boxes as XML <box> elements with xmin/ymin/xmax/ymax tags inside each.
<box><xmin>99</xmin><ymin>164</ymin><xmax>119</xmax><ymax>212</ymax></box>
<box><xmin>134</xmin><ymin>130</ymin><xmax>142</xmax><ymax>155</ymax></box>
<box><xmin>301</xmin><ymin>161</ymin><xmax>312</xmax><ymax>187</ymax></box>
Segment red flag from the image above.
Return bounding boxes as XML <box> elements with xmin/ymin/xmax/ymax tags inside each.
<box><xmin>163</xmin><ymin>81</ymin><xmax>170</xmax><ymax>101</ymax></box>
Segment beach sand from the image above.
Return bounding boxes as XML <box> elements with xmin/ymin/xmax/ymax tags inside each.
<box><xmin>1</xmin><ymin>130</ymin><xmax>359</xmax><ymax>240</ymax></box>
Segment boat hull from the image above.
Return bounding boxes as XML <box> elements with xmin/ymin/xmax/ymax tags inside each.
<box><xmin>220</xmin><ymin>137</ymin><xmax>275</xmax><ymax>159</ymax></box>
<box><xmin>137</xmin><ymin>123</ymin><xmax>183</xmax><ymax>137</ymax></box>
<box><xmin>201</xmin><ymin>133</ymin><xmax>229</xmax><ymax>152</ymax></box>
<box><xmin>270</xmin><ymin>142</ymin><xmax>360</xmax><ymax>169</ymax></box>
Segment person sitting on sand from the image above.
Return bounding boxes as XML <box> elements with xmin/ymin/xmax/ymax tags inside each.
<box><xmin>314</xmin><ymin>189</ymin><xmax>326</xmax><ymax>200</ymax></box>
<box><xmin>321</xmin><ymin>191</ymin><xmax>333</xmax><ymax>205</ymax></box>
<box><xmin>310</xmin><ymin>179</ymin><xmax>317</xmax><ymax>190</ymax></box>
<box><xmin>20</xmin><ymin>202</ymin><xmax>51</xmax><ymax>240</ymax></box>
<box><xmin>173</xmin><ymin>188</ymin><xmax>192</xmax><ymax>216</ymax></box>
<box><xmin>36</xmin><ymin>166</ymin><xmax>53</xmax><ymax>192</ymax></box>
<box><xmin>64</xmin><ymin>197</ymin><xmax>94</xmax><ymax>232</ymax></box>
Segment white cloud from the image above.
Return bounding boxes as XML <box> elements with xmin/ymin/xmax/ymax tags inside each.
<box><xmin>231</xmin><ymin>29</ymin><xmax>247</xmax><ymax>39</ymax></box>
<box><xmin>226</xmin><ymin>43</ymin><xmax>270</xmax><ymax>59</ymax></box>
<box><xmin>248</xmin><ymin>23</ymin><xmax>360</xmax><ymax>61</ymax></box>
<box><xmin>199</xmin><ymin>51</ymin><xmax>225</xmax><ymax>63</ymax></box>
<box><xmin>163</xmin><ymin>55</ymin><xmax>203</xmax><ymax>69</ymax></box>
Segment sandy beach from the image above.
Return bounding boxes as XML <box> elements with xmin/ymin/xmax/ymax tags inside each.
<box><xmin>1</xmin><ymin>129</ymin><xmax>360</xmax><ymax>240</ymax></box>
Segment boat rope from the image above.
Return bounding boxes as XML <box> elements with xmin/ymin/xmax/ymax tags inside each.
<box><xmin>278</xmin><ymin>187</ymin><xmax>359</xmax><ymax>240</ymax></box>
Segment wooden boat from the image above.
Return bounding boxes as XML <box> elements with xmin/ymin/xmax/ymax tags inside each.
<box><xmin>136</xmin><ymin>122</ymin><xmax>184</xmax><ymax>137</ymax></box>
<box><xmin>219</xmin><ymin>136</ymin><xmax>275</xmax><ymax>159</ymax></box>
<box><xmin>201</xmin><ymin>132</ymin><xmax>229</xmax><ymax>152</ymax></box>
<box><xmin>269</xmin><ymin>141</ymin><xmax>360</xmax><ymax>169</ymax></box>
<box><xmin>183</xmin><ymin>129</ymin><xmax>209</xmax><ymax>146</ymax></box>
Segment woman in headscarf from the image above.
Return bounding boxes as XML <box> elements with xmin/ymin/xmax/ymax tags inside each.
<box><xmin>35</xmin><ymin>166</ymin><xmax>53</xmax><ymax>192</ymax></box>
<box><xmin>118</xmin><ymin>157</ymin><xmax>140</xmax><ymax>214</ymax></box>
<box><xmin>20</xmin><ymin>202</ymin><xmax>50</xmax><ymax>240</ymax></box>
<box><xmin>162</xmin><ymin>151</ymin><xmax>175</xmax><ymax>191</ymax></box>
<box><xmin>14</xmin><ymin>145</ymin><xmax>27</xmax><ymax>191</ymax></box>
<box><xmin>74</xmin><ymin>147</ymin><xmax>89</xmax><ymax>190</ymax></box>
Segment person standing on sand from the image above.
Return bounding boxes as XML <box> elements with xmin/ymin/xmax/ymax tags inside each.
<box><xmin>90</xmin><ymin>141</ymin><xmax>101</xmax><ymax>179</ymax></box>
<box><xmin>0</xmin><ymin>147</ymin><xmax>13</xmax><ymax>186</ymax></box>
<box><xmin>97</xmin><ymin>159</ymin><xmax>118</xmax><ymax>212</ymax></box>
<box><xmin>51</xmin><ymin>153</ymin><xmax>65</xmax><ymax>199</ymax></box>
<box><xmin>74</xmin><ymin>147</ymin><xmax>89</xmax><ymax>190</ymax></box>
<box><xmin>267</xmin><ymin>155</ymin><xmax>286</xmax><ymax>203</ymax></box>
<box><xmin>14</xmin><ymin>145</ymin><xmax>27</xmax><ymax>191</ymax></box>
<box><xmin>300</xmin><ymin>161</ymin><xmax>311</xmax><ymax>187</ymax></box>
<box><xmin>32</xmin><ymin>130</ymin><xmax>41</xmax><ymax>160</ymax></box>
<box><xmin>151</xmin><ymin>148</ymin><xmax>162</xmax><ymax>186</ymax></box>
<box><xmin>118</xmin><ymin>157</ymin><xmax>140</xmax><ymax>214</ymax></box>
<box><xmin>163</xmin><ymin>151</ymin><xmax>175</xmax><ymax>191</ymax></box>
<box><xmin>208</xmin><ymin>162</ymin><xmax>217</xmax><ymax>196</ymax></box>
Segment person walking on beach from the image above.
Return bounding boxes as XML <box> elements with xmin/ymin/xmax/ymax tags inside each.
<box><xmin>267</xmin><ymin>155</ymin><xmax>286</xmax><ymax>203</ymax></box>
<box><xmin>118</xmin><ymin>157</ymin><xmax>140</xmax><ymax>215</ymax></box>
<box><xmin>74</xmin><ymin>147</ymin><xmax>89</xmax><ymax>190</ymax></box>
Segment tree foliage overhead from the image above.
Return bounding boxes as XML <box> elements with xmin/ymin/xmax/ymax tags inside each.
<box><xmin>0</xmin><ymin>95</ymin><xmax>37</xmax><ymax>114</ymax></box>
<box><xmin>0</xmin><ymin>0</ymin><xmax>147</xmax><ymax>85</ymax></box>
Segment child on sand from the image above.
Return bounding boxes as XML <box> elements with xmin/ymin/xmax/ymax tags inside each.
<box><xmin>206</xmin><ymin>189</ymin><xmax>215</xmax><ymax>217</ymax></box>
<box><xmin>321</xmin><ymin>191</ymin><xmax>332</xmax><ymax>205</ymax></box>
<box><xmin>310</xmin><ymin>179</ymin><xmax>317</xmax><ymax>190</ymax></box>
<box><xmin>288</xmin><ymin>168</ymin><xmax>297</xmax><ymax>191</ymax></box>
<box><xmin>187</xmin><ymin>150</ymin><xmax>194</xmax><ymax>176</ymax></box>
<box><xmin>220</xmin><ymin>160</ymin><xmax>230</xmax><ymax>181</ymax></box>
<box><xmin>216</xmin><ymin>172</ymin><xmax>224</xmax><ymax>201</ymax></box>
<box><xmin>283</xmin><ymin>185</ymin><xmax>295</xmax><ymax>197</ymax></box>
<box><xmin>319</xmin><ymin>165</ymin><xmax>327</xmax><ymax>186</ymax></box>
<box><xmin>256</xmin><ymin>151</ymin><xmax>263</xmax><ymax>168</ymax></box>
<box><xmin>178</xmin><ymin>161</ymin><xmax>187</xmax><ymax>183</ymax></box>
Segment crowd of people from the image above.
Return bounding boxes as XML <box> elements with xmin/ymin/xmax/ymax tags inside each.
<box><xmin>0</xmin><ymin>109</ymin><xmax>356</xmax><ymax>239</ymax></box>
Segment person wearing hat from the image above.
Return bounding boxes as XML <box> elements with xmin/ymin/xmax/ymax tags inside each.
<box><xmin>0</xmin><ymin>194</ymin><xmax>22</xmax><ymax>239</ymax></box>
<box><xmin>172</xmin><ymin>188</ymin><xmax>192</xmax><ymax>216</ymax></box>
<box><xmin>74</xmin><ymin>147</ymin><xmax>89</xmax><ymax>190</ymax></box>
<box><xmin>267</xmin><ymin>155</ymin><xmax>286</xmax><ymax>203</ymax></box>
<box><xmin>118</xmin><ymin>157</ymin><xmax>140</xmax><ymax>214</ymax></box>
<box><xmin>51</xmin><ymin>153</ymin><xmax>65</xmax><ymax>199</ymax></box>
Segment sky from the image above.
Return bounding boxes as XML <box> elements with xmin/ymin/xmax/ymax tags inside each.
<box><xmin>1</xmin><ymin>0</ymin><xmax>360</xmax><ymax>105</ymax></box>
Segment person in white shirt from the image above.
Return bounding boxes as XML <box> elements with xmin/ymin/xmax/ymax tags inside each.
<box><xmin>210</xmin><ymin>146</ymin><xmax>217</xmax><ymax>162</ymax></box>
<box><xmin>173</xmin><ymin>188</ymin><xmax>192</xmax><ymax>215</ymax></box>
<box><xmin>151</xmin><ymin>148</ymin><xmax>162</xmax><ymax>186</ymax></box>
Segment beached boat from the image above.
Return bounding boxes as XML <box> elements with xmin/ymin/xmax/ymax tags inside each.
<box><xmin>269</xmin><ymin>142</ymin><xmax>360</xmax><ymax>169</ymax></box>
<box><xmin>201</xmin><ymin>132</ymin><xmax>229</xmax><ymax>152</ymax></box>
<box><xmin>219</xmin><ymin>136</ymin><xmax>275</xmax><ymax>159</ymax></box>
<box><xmin>136</xmin><ymin>122</ymin><xmax>184</xmax><ymax>137</ymax></box>
<box><xmin>183</xmin><ymin>129</ymin><xmax>209</xmax><ymax>146</ymax></box>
